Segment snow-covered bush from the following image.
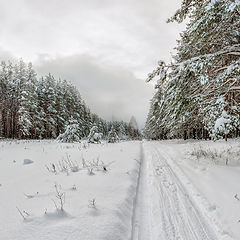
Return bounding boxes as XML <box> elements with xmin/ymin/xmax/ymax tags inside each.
<box><xmin>107</xmin><ymin>126</ymin><xmax>119</xmax><ymax>143</ymax></box>
<box><xmin>88</xmin><ymin>126</ymin><xmax>102</xmax><ymax>143</ymax></box>
<box><xmin>57</xmin><ymin>120</ymin><xmax>81</xmax><ymax>143</ymax></box>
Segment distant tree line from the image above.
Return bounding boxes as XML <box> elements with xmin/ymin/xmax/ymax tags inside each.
<box><xmin>145</xmin><ymin>0</ymin><xmax>240</xmax><ymax>141</ymax></box>
<box><xmin>0</xmin><ymin>59</ymin><xmax>141</xmax><ymax>140</ymax></box>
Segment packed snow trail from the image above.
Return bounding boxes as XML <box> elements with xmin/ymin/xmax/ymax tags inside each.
<box><xmin>132</xmin><ymin>142</ymin><xmax>222</xmax><ymax>240</ymax></box>
<box><xmin>131</xmin><ymin>144</ymin><xmax>152</xmax><ymax>240</ymax></box>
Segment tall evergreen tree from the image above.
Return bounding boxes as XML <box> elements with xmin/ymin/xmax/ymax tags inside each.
<box><xmin>145</xmin><ymin>0</ymin><xmax>240</xmax><ymax>140</ymax></box>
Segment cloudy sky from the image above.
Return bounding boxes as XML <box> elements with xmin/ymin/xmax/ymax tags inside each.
<box><xmin>0</xmin><ymin>0</ymin><xmax>184</xmax><ymax>128</ymax></box>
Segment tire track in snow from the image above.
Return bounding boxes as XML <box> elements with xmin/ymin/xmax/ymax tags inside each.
<box><xmin>131</xmin><ymin>143</ymin><xmax>152</xmax><ymax>240</ymax></box>
<box><xmin>151</xmin><ymin>146</ymin><xmax>217</xmax><ymax>240</ymax></box>
<box><xmin>132</xmin><ymin>142</ymin><xmax>222</xmax><ymax>240</ymax></box>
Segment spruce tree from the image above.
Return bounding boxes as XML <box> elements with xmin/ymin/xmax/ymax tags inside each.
<box><xmin>107</xmin><ymin>126</ymin><xmax>119</xmax><ymax>143</ymax></box>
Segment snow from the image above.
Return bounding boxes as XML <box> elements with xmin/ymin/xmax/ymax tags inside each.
<box><xmin>134</xmin><ymin>141</ymin><xmax>223</xmax><ymax>240</ymax></box>
<box><xmin>0</xmin><ymin>140</ymin><xmax>141</xmax><ymax>240</ymax></box>
<box><xmin>1</xmin><ymin>139</ymin><xmax>240</xmax><ymax>239</ymax></box>
<box><xmin>144</xmin><ymin>139</ymin><xmax>240</xmax><ymax>239</ymax></box>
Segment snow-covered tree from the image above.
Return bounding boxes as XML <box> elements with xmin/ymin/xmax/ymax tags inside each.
<box><xmin>0</xmin><ymin>59</ymin><xmax>131</xmax><ymax>141</ymax></box>
<box><xmin>205</xmin><ymin>96</ymin><xmax>239</xmax><ymax>141</ymax></box>
<box><xmin>88</xmin><ymin>125</ymin><xmax>102</xmax><ymax>143</ymax></box>
<box><xmin>145</xmin><ymin>0</ymin><xmax>240</xmax><ymax>140</ymax></box>
<box><xmin>128</xmin><ymin>116</ymin><xmax>142</xmax><ymax>140</ymax></box>
<box><xmin>107</xmin><ymin>126</ymin><xmax>119</xmax><ymax>143</ymax></box>
<box><xmin>57</xmin><ymin>118</ymin><xmax>81</xmax><ymax>143</ymax></box>
<box><xmin>118</xmin><ymin>121</ymin><xmax>128</xmax><ymax>140</ymax></box>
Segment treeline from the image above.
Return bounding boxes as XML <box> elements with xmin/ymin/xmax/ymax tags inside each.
<box><xmin>145</xmin><ymin>0</ymin><xmax>240</xmax><ymax>141</ymax></box>
<box><xmin>0</xmin><ymin>60</ymin><xmax>141</xmax><ymax>140</ymax></box>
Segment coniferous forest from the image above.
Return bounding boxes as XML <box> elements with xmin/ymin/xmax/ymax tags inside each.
<box><xmin>144</xmin><ymin>0</ymin><xmax>240</xmax><ymax>141</ymax></box>
<box><xmin>0</xmin><ymin>60</ymin><xmax>141</xmax><ymax>140</ymax></box>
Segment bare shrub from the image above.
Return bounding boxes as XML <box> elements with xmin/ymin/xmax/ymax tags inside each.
<box><xmin>52</xmin><ymin>183</ymin><xmax>65</xmax><ymax>211</ymax></box>
<box><xmin>190</xmin><ymin>144</ymin><xmax>240</xmax><ymax>165</ymax></box>
<box><xmin>88</xmin><ymin>198</ymin><xmax>96</xmax><ymax>209</ymax></box>
<box><xmin>16</xmin><ymin>206</ymin><xmax>30</xmax><ymax>220</ymax></box>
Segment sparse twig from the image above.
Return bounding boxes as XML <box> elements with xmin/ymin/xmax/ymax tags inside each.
<box><xmin>234</xmin><ymin>194</ymin><xmax>240</xmax><ymax>201</ymax></box>
<box><xmin>16</xmin><ymin>206</ymin><xmax>28</xmax><ymax>220</ymax></box>
<box><xmin>88</xmin><ymin>198</ymin><xmax>96</xmax><ymax>208</ymax></box>
<box><xmin>53</xmin><ymin>183</ymin><xmax>65</xmax><ymax>211</ymax></box>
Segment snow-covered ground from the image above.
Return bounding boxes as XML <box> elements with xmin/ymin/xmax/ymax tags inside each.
<box><xmin>1</xmin><ymin>139</ymin><xmax>240</xmax><ymax>240</ymax></box>
<box><xmin>139</xmin><ymin>139</ymin><xmax>240</xmax><ymax>240</ymax></box>
<box><xmin>0</xmin><ymin>140</ymin><xmax>141</xmax><ymax>240</ymax></box>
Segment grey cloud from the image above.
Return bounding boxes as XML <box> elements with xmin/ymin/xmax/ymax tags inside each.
<box><xmin>35</xmin><ymin>55</ymin><xmax>154</xmax><ymax>128</ymax></box>
<box><xmin>0</xmin><ymin>0</ymin><xmax>184</xmax><ymax>77</ymax></box>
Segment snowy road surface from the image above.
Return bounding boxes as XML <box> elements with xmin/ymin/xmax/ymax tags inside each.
<box><xmin>132</xmin><ymin>142</ymin><xmax>231</xmax><ymax>240</ymax></box>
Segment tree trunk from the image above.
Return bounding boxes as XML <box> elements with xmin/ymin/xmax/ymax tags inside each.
<box><xmin>184</xmin><ymin>130</ymin><xmax>187</xmax><ymax>140</ymax></box>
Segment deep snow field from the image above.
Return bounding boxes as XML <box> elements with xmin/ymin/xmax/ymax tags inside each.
<box><xmin>0</xmin><ymin>139</ymin><xmax>240</xmax><ymax>240</ymax></box>
<box><xmin>0</xmin><ymin>140</ymin><xmax>141</xmax><ymax>240</ymax></box>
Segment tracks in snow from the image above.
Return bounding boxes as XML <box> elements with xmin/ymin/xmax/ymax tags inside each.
<box><xmin>131</xmin><ymin>143</ymin><xmax>152</xmax><ymax>240</ymax></box>
<box><xmin>131</xmin><ymin>142</ymin><xmax>220</xmax><ymax>240</ymax></box>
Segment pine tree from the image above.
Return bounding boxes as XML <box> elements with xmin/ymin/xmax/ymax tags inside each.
<box><xmin>145</xmin><ymin>0</ymin><xmax>240</xmax><ymax>140</ymax></box>
<box><xmin>107</xmin><ymin>126</ymin><xmax>119</xmax><ymax>143</ymax></box>
<box><xmin>128</xmin><ymin>116</ymin><xmax>142</xmax><ymax>140</ymax></box>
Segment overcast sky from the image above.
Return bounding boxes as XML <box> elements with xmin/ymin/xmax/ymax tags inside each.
<box><xmin>0</xmin><ymin>0</ymin><xmax>184</xmax><ymax>128</ymax></box>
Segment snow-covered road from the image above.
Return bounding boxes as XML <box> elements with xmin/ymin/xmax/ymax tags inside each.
<box><xmin>132</xmin><ymin>142</ymin><xmax>229</xmax><ymax>240</ymax></box>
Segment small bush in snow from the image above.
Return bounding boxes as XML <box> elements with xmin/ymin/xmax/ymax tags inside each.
<box><xmin>88</xmin><ymin>198</ymin><xmax>96</xmax><ymax>209</ymax></box>
<box><xmin>85</xmin><ymin>156</ymin><xmax>107</xmax><ymax>175</ymax></box>
<box><xmin>52</xmin><ymin>183</ymin><xmax>65</xmax><ymax>211</ymax></box>
<box><xmin>190</xmin><ymin>145</ymin><xmax>240</xmax><ymax>165</ymax></box>
<box><xmin>87</xmin><ymin>166</ymin><xmax>95</xmax><ymax>175</ymax></box>
<box><xmin>46</xmin><ymin>154</ymin><xmax>80</xmax><ymax>175</ymax></box>
<box><xmin>45</xmin><ymin>163</ymin><xmax>57</xmax><ymax>174</ymax></box>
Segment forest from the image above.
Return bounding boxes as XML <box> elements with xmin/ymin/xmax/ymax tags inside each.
<box><xmin>144</xmin><ymin>0</ymin><xmax>240</xmax><ymax>141</ymax></box>
<box><xmin>0</xmin><ymin>60</ymin><xmax>141</xmax><ymax>140</ymax></box>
